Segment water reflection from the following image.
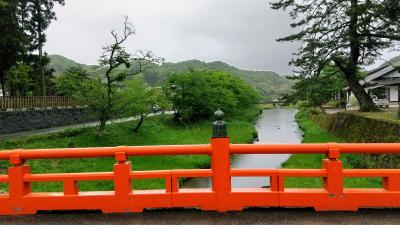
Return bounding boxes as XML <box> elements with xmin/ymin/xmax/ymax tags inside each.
<box><xmin>182</xmin><ymin>109</ymin><xmax>303</xmax><ymax>188</ymax></box>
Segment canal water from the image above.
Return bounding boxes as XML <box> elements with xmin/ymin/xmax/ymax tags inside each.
<box><xmin>183</xmin><ymin>109</ymin><xmax>303</xmax><ymax>188</ymax></box>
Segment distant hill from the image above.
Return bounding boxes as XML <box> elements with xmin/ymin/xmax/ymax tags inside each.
<box><xmin>47</xmin><ymin>55</ymin><xmax>97</xmax><ymax>75</ymax></box>
<box><xmin>47</xmin><ymin>55</ymin><xmax>293</xmax><ymax>100</ymax></box>
<box><xmin>153</xmin><ymin>60</ymin><xmax>293</xmax><ymax>100</ymax></box>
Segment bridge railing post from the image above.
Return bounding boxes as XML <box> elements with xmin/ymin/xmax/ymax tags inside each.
<box><xmin>323</xmin><ymin>143</ymin><xmax>343</xmax><ymax>195</ymax></box>
<box><xmin>211</xmin><ymin>109</ymin><xmax>231</xmax><ymax>212</ymax></box>
<box><xmin>113</xmin><ymin>149</ymin><xmax>132</xmax><ymax>197</ymax></box>
<box><xmin>8</xmin><ymin>151</ymin><xmax>31</xmax><ymax>199</ymax></box>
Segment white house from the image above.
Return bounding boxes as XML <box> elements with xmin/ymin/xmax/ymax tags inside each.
<box><xmin>343</xmin><ymin>55</ymin><xmax>400</xmax><ymax>106</ymax></box>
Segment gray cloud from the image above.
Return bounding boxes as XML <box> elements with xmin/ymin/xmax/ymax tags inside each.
<box><xmin>45</xmin><ymin>0</ymin><xmax>301</xmax><ymax>74</ymax></box>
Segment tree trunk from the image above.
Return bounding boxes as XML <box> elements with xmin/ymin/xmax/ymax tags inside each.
<box><xmin>36</xmin><ymin>1</ymin><xmax>46</xmax><ymax>96</ymax></box>
<box><xmin>0</xmin><ymin>75</ymin><xmax>5</xmax><ymax>96</ymax></box>
<box><xmin>133</xmin><ymin>114</ymin><xmax>144</xmax><ymax>133</ymax></box>
<box><xmin>398</xmin><ymin>102</ymin><xmax>400</xmax><ymax>119</ymax></box>
<box><xmin>99</xmin><ymin>116</ymin><xmax>106</xmax><ymax>132</ymax></box>
<box><xmin>340</xmin><ymin>0</ymin><xmax>377</xmax><ymax>112</ymax></box>
<box><xmin>38</xmin><ymin>44</ymin><xmax>46</xmax><ymax>96</ymax></box>
<box><xmin>344</xmin><ymin>71</ymin><xmax>377</xmax><ymax>112</ymax></box>
<box><xmin>99</xmin><ymin>106</ymin><xmax>108</xmax><ymax>132</ymax></box>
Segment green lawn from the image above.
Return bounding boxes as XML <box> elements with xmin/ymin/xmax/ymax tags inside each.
<box><xmin>0</xmin><ymin>115</ymin><xmax>256</xmax><ymax>192</ymax></box>
<box><xmin>282</xmin><ymin>110</ymin><xmax>381</xmax><ymax>188</ymax></box>
<box><xmin>348</xmin><ymin>108</ymin><xmax>400</xmax><ymax>124</ymax></box>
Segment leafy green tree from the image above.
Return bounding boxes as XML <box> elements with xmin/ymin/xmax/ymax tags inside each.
<box><xmin>0</xmin><ymin>0</ymin><xmax>27</xmax><ymax>96</ymax></box>
<box><xmin>164</xmin><ymin>70</ymin><xmax>260</xmax><ymax>122</ymax></box>
<box><xmin>5</xmin><ymin>64</ymin><xmax>32</xmax><ymax>96</ymax></box>
<box><xmin>283</xmin><ymin>65</ymin><xmax>347</xmax><ymax>107</ymax></box>
<box><xmin>95</xmin><ymin>16</ymin><xmax>137</xmax><ymax>132</ymax></box>
<box><xmin>142</xmin><ymin>69</ymin><xmax>164</xmax><ymax>86</ymax></box>
<box><xmin>55</xmin><ymin>67</ymin><xmax>89</xmax><ymax>96</ymax></box>
<box><xmin>24</xmin><ymin>0</ymin><xmax>65</xmax><ymax>96</ymax></box>
<box><xmin>75</xmin><ymin>77</ymin><xmax>121</xmax><ymax>132</ymax></box>
<box><xmin>121</xmin><ymin>78</ymin><xmax>168</xmax><ymax>133</ymax></box>
<box><xmin>79</xmin><ymin>17</ymin><xmax>162</xmax><ymax>132</ymax></box>
<box><xmin>98</xmin><ymin>17</ymin><xmax>163</xmax><ymax>131</ymax></box>
<box><xmin>271</xmin><ymin>0</ymin><xmax>400</xmax><ymax>111</ymax></box>
<box><xmin>0</xmin><ymin>0</ymin><xmax>64</xmax><ymax>96</ymax></box>
<box><xmin>26</xmin><ymin>53</ymin><xmax>56</xmax><ymax>95</ymax></box>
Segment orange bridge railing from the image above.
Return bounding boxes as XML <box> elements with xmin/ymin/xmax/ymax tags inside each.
<box><xmin>1</xmin><ymin>140</ymin><xmax>400</xmax><ymax>215</ymax></box>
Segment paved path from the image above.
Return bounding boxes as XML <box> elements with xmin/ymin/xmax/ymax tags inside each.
<box><xmin>0</xmin><ymin>112</ymin><xmax>170</xmax><ymax>140</ymax></box>
<box><xmin>1</xmin><ymin>208</ymin><xmax>400</xmax><ymax>225</ymax></box>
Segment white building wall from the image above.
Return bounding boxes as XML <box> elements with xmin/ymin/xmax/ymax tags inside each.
<box><xmin>389</xmin><ymin>86</ymin><xmax>399</xmax><ymax>102</ymax></box>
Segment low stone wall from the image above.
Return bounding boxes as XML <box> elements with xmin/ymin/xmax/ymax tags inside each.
<box><xmin>308</xmin><ymin>110</ymin><xmax>400</xmax><ymax>168</ymax></box>
<box><xmin>0</xmin><ymin>108</ymin><xmax>93</xmax><ymax>135</ymax></box>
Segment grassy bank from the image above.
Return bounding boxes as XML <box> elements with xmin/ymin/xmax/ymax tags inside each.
<box><xmin>0</xmin><ymin>114</ymin><xmax>256</xmax><ymax>192</ymax></box>
<box><xmin>350</xmin><ymin>108</ymin><xmax>399</xmax><ymax>124</ymax></box>
<box><xmin>282</xmin><ymin>109</ymin><xmax>381</xmax><ymax>188</ymax></box>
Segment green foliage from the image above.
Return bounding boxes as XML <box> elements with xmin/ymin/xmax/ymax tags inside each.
<box><xmin>0</xmin><ymin>115</ymin><xmax>256</xmax><ymax>191</ymax></box>
<box><xmin>47</xmin><ymin>56</ymin><xmax>293</xmax><ymax>101</ymax></box>
<box><xmin>26</xmin><ymin>53</ymin><xmax>57</xmax><ymax>95</ymax></box>
<box><xmin>22</xmin><ymin>0</ymin><xmax>65</xmax><ymax>51</ymax></box>
<box><xmin>5</xmin><ymin>64</ymin><xmax>32</xmax><ymax>96</ymax></box>
<box><xmin>283</xmin><ymin>64</ymin><xmax>346</xmax><ymax>106</ymax></box>
<box><xmin>0</xmin><ymin>0</ymin><xmax>64</xmax><ymax>96</ymax></box>
<box><xmin>157</xmin><ymin>60</ymin><xmax>293</xmax><ymax>101</ymax></box>
<box><xmin>55</xmin><ymin>67</ymin><xmax>89</xmax><ymax>96</ymax></box>
<box><xmin>164</xmin><ymin>70</ymin><xmax>260</xmax><ymax>121</ymax></box>
<box><xmin>0</xmin><ymin>0</ymin><xmax>27</xmax><ymax>95</ymax></box>
<box><xmin>76</xmin><ymin>77</ymin><xmax>121</xmax><ymax>125</ymax></box>
<box><xmin>121</xmin><ymin>78</ymin><xmax>168</xmax><ymax>132</ymax></box>
<box><xmin>270</xmin><ymin>0</ymin><xmax>400</xmax><ymax>111</ymax></box>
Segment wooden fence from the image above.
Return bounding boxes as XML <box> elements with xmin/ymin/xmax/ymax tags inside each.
<box><xmin>0</xmin><ymin>96</ymin><xmax>83</xmax><ymax>110</ymax></box>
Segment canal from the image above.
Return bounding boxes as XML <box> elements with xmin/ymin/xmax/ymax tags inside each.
<box><xmin>183</xmin><ymin>109</ymin><xmax>303</xmax><ymax>188</ymax></box>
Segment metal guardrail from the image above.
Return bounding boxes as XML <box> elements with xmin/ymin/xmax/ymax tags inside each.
<box><xmin>1</xmin><ymin>141</ymin><xmax>400</xmax><ymax>215</ymax></box>
<box><xmin>0</xmin><ymin>96</ymin><xmax>83</xmax><ymax>110</ymax></box>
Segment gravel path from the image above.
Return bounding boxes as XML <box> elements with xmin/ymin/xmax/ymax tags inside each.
<box><xmin>1</xmin><ymin>208</ymin><xmax>400</xmax><ymax>225</ymax></box>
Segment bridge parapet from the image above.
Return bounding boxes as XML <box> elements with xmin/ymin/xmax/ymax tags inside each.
<box><xmin>1</xmin><ymin>111</ymin><xmax>400</xmax><ymax>214</ymax></box>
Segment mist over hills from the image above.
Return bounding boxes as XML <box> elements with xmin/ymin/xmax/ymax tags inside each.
<box><xmin>48</xmin><ymin>55</ymin><xmax>293</xmax><ymax>100</ymax></box>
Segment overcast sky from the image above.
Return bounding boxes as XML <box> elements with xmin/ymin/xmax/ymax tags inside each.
<box><xmin>45</xmin><ymin>0</ymin><xmax>300</xmax><ymax>74</ymax></box>
<box><xmin>45</xmin><ymin>0</ymin><xmax>397</xmax><ymax>75</ymax></box>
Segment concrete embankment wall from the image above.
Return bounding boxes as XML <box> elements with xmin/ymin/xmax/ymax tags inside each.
<box><xmin>0</xmin><ymin>108</ymin><xmax>93</xmax><ymax>135</ymax></box>
<box><xmin>308</xmin><ymin>109</ymin><xmax>400</xmax><ymax>168</ymax></box>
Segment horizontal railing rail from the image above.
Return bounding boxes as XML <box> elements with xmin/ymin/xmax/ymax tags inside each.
<box><xmin>0</xmin><ymin>96</ymin><xmax>84</xmax><ymax>110</ymax></box>
<box><xmin>2</xmin><ymin>143</ymin><xmax>400</xmax><ymax>160</ymax></box>
<box><xmin>1</xmin><ymin>139</ymin><xmax>400</xmax><ymax>215</ymax></box>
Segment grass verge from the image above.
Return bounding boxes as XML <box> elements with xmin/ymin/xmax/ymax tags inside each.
<box><xmin>0</xmin><ymin>114</ymin><xmax>256</xmax><ymax>192</ymax></box>
<box><xmin>348</xmin><ymin>109</ymin><xmax>400</xmax><ymax>124</ymax></box>
<box><xmin>282</xmin><ymin>109</ymin><xmax>381</xmax><ymax>188</ymax></box>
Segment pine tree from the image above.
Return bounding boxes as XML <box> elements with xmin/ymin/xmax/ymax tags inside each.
<box><xmin>0</xmin><ymin>0</ymin><xmax>26</xmax><ymax>96</ymax></box>
<box><xmin>271</xmin><ymin>0</ymin><xmax>400</xmax><ymax>111</ymax></box>
<box><xmin>25</xmin><ymin>0</ymin><xmax>64</xmax><ymax>96</ymax></box>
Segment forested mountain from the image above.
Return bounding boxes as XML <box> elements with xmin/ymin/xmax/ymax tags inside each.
<box><xmin>47</xmin><ymin>55</ymin><xmax>97</xmax><ymax>76</ymax></box>
<box><xmin>48</xmin><ymin>55</ymin><xmax>293</xmax><ymax>100</ymax></box>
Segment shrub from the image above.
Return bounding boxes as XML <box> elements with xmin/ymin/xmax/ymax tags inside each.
<box><xmin>164</xmin><ymin>70</ymin><xmax>260</xmax><ymax>122</ymax></box>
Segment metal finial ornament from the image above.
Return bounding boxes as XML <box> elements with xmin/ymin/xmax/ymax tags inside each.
<box><xmin>212</xmin><ymin>109</ymin><xmax>227</xmax><ymax>138</ymax></box>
